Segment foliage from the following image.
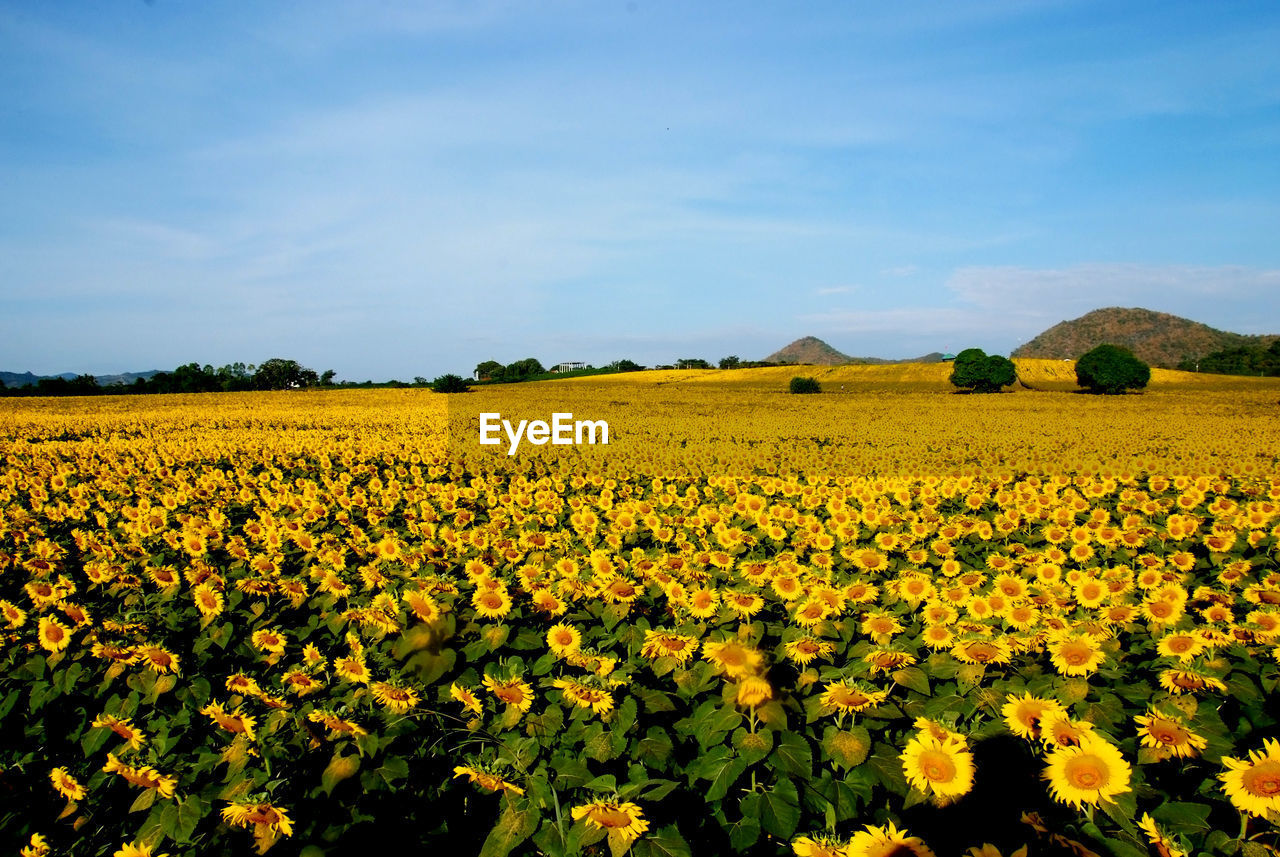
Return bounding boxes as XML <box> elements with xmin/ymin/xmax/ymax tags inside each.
<box><xmin>1178</xmin><ymin>340</ymin><xmax>1280</xmax><ymax>377</ymax></box>
<box><xmin>675</xmin><ymin>359</ymin><xmax>711</xmax><ymax>370</ymax></box>
<box><xmin>719</xmin><ymin>356</ymin><xmax>741</xmax><ymax>370</ymax></box>
<box><xmin>1075</xmin><ymin>344</ymin><xmax>1151</xmax><ymax>394</ymax></box>
<box><xmin>0</xmin><ymin>386</ymin><xmax>1279</xmax><ymax>855</ymax></box>
<box><xmin>254</xmin><ymin>358</ymin><xmax>320</xmax><ymax>391</ymax></box>
<box><xmin>788</xmin><ymin>376</ymin><xmax>821</xmax><ymax>394</ymax></box>
<box><xmin>949</xmin><ymin>349</ymin><xmax>1017</xmax><ymax>393</ymax></box>
<box><xmin>430</xmin><ymin>373</ymin><xmax>473</xmax><ymax>393</ymax></box>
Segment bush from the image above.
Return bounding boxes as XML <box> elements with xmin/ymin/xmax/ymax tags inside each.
<box><xmin>1075</xmin><ymin>344</ymin><xmax>1150</xmax><ymax>394</ymax></box>
<box><xmin>949</xmin><ymin>348</ymin><xmax>1017</xmax><ymax>393</ymax></box>
<box><xmin>789</xmin><ymin>376</ymin><xmax>821</xmax><ymax>394</ymax></box>
<box><xmin>430</xmin><ymin>374</ymin><xmax>472</xmax><ymax>393</ymax></box>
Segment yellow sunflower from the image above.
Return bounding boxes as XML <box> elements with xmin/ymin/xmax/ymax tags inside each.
<box><xmin>1219</xmin><ymin>738</ymin><xmax>1280</xmax><ymax>816</ymax></box>
<box><xmin>37</xmin><ymin>616</ymin><xmax>72</xmax><ymax>653</ymax></box>
<box><xmin>453</xmin><ymin>764</ymin><xmax>525</xmax><ymax>796</ymax></box>
<box><xmin>1137</xmin><ymin>814</ymin><xmax>1186</xmax><ymax>857</ymax></box>
<box><xmin>370</xmin><ymin>681</ymin><xmax>421</xmax><ymax>714</ymax></box>
<box><xmin>702</xmin><ymin>638</ymin><xmax>764</xmax><ymax>680</ymax></box>
<box><xmin>200</xmin><ymin>701</ymin><xmax>257</xmax><ymax>740</ymax></box>
<box><xmin>571</xmin><ymin>800</ymin><xmax>650</xmax><ymax>848</ymax></box>
<box><xmin>792</xmin><ymin>834</ymin><xmax>850</xmax><ymax>857</ymax></box>
<box><xmin>451</xmin><ymin>682</ymin><xmax>483</xmax><ymax>714</ymax></box>
<box><xmin>472</xmin><ymin>588</ymin><xmax>513</xmax><ymax>619</ymax></box>
<box><xmin>483</xmin><ymin>675</ymin><xmax>535</xmax><ymax>713</ymax></box>
<box><xmin>821</xmin><ymin>682</ymin><xmax>888</xmax><ymax>715</ymax></box>
<box><xmin>735</xmin><ymin>675</ymin><xmax>773</xmax><ymax>708</ymax></box>
<box><xmin>784</xmin><ymin>636</ymin><xmax>835</xmax><ymax>666</ymax></box>
<box><xmin>1046</xmin><ymin>632</ymin><xmax>1105</xmax><ymax>677</ymax></box>
<box><xmin>846</xmin><ymin>821</ymin><xmax>935</xmax><ymax>857</ymax></box>
<box><xmin>113</xmin><ymin>843</ymin><xmax>169</xmax><ymax>857</ymax></box>
<box><xmin>1043</xmin><ymin>736</ymin><xmax>1132</xmax><ymax>808</ymax></box>
<box><xmin>50</xmin><ymin>766</ymin><xmax>86</xmax><ymax>801</ymax></box>
<box><xmin>901</xmin><ymin>732</ymin><xmax>975</xmax><ymax>804</ymax></box>
<box><xmin>546</xmin><ymin>623</ymin><xmax>582</xmax><ymax>658</ymax></box>
<box><xmin>552</xmin><ymin>677</ymin><xmax>614</xmax><ymax>716</ymax></box>
<box><xmin>1135</xmin><ymin>712</ymin><xmax>1207</xmax><ymax>760</ymax></box>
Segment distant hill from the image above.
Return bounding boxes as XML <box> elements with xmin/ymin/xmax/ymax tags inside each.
<box><xmin>765</xmin><ymin>337</ymin><xmax>853</xmax><ymax>365</ymax></box>
<box><xmin>1012</xmin><ymin>307</ymin><xmax>1278</xmax><ymax>368</ymax></box>
<box><xmin>1</xmin><ymin>370</ymin><xmax>160</xmax><ymax>388</ymax></box>
<box><xmin>764</xmin><ymin>337</ymin><xmax>948</xmax><ymax>366</ymax></box>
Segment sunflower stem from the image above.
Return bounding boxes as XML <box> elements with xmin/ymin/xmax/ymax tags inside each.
<box><xmin>1237</xmin><ymin>813</ymin><xmax>1248</xmax><ymax>842</ymax></box>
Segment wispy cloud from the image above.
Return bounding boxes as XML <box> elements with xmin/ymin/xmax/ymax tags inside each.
<box><xmin>947</xmin><ymin>264</ymin><xmax>1280</xmax><ymax>332</ymax></box>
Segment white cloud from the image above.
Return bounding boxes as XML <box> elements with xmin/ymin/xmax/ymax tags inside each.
<box><xmin>946</xmin><ymin>263</ymin><xmax>1280</xmax><ymax>332</ymax></box>
<box><xmin>815</xmin><ymin>285</ymin><xmax>858</xmax><ymax>296</ymax></box>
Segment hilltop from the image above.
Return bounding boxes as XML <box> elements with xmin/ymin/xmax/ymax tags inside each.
<box><xmin>764</xmin><ymin>336</ymin><xmax>947</xmax><ymax>366</ymax></box>
<box><xmin>764</xmin><ymin>336</ymin><xmax>854</xmax><ymax>365</ymax></box>
<box><xmin>1012</xmin><ymin>307</ymin><xmax>1277</xmax><ymax>368</ymax></box>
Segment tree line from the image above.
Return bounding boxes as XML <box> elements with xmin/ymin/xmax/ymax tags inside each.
<box><xmin>1177</xmin><ymin>340</ymin><xmax>1280</xmax><ymax>377</ymax></box>
<box><xmin>0</xmin><ymin>359</ymin><xmax>336</xmax><ymax>397</ymax></box>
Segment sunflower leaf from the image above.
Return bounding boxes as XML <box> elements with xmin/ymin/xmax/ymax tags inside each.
<box><xmin>758</xmin><ymin>778</ymin><xmax>800</xmax><ymax>839</ymax></box>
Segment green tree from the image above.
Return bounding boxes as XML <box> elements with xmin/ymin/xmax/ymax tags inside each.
<box><xmin>608</xmin><ymin>359</ymin><xmax>643</xmax><ymax>372</ymax></box>
<box><xmin>1075</xmin><ymin>344</ymin><xmax>1150</xmax><ymax>394</ymax></box>
<box><xmin>949</xmin><ymin>348</ymin><xmax>1016</xmax><ymax>393</ymax></box>
<box><xmin>503</xmin><ymin>358</ymin><xmax>545</xmax><ymax>381</ymax></box>
<box><xmin>254</xmin><ymin>358</ymin><xmax>317</xmax><ymax>390</ymax></box>
<box><xmin>430</xmin><ymin>374</ymin><xmax>472</xmax><ymax>393</ymax></box>
<box><xmin>676</xmin><ymin>358</ymin><xmax>711</xmax><ymax>369</ymax></box>
<box><xmin>475</xmin><ymin>360</ymin><xmax>504</xmax><ymax>381</ymax></box>
<box><xmin>719</xmin><ymin>355</ymin><xmax>741</xmax><ymax>369</ymax></box>
<box><xmin>789</xmin><ymin>376</ymin><xmax>821</xmax><ymax>394</ymax></box>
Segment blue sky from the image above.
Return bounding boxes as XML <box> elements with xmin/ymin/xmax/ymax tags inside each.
<box><xmin>2</xmin><ymin>1</ymin><xmax>1278</xmax><ymax>380</ymax></box>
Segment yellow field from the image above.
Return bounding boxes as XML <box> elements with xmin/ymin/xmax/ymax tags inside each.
<box><xmin>2</xmin><ymin>369</ymin><xmax>1280</xmax><ymax>857</ymax></box>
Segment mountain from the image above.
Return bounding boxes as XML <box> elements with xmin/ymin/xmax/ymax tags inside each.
<box><xmin>763</xmin><ymin>337</ymin><xmax>949</xmax><ymax>366</ymax></box>
<box><xmin>1011</xmin><ymin>307</ymin><xmax>1277</xmax><ymax>368</ymax></box>
<box><xmin>765</xmin><ymin>336</ymin><xmax>854</xmax><ymax>365</ymax></box>
<box><xmin>0</xmin><ymin>370</ymin><xmax>160</xmax><ymax>388</ymax></box>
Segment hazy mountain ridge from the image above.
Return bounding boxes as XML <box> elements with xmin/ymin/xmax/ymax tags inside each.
<box><xmin>764</xmin><ymin>336</ymin><xmax>946</xmax><ymax>365</ymax></box>
<box><xmin>1011</xmin><ymin>307</ymin><xmax>1277</xmax><ymax>368</ymax></box>
<box><xmin>1</xmin><ymin>370</ymin><xmax>160</xmax><ymax>388</ymax></box>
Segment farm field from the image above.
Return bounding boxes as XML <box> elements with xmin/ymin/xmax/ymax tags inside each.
<box><xmin>3</xmin><ymin>367</ymin><xmax>1280</xmax><ymax>857</ymax></box>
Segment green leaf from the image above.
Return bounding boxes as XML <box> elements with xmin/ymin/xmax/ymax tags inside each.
<box><xmin>376</xmin><ymin>755</ymin><xmax>409</xmax><ymax>786</ymax></box>
<box><xmin>321</xmin><ymin>752</ymin><xmax>361</xmax><ymax>796</ymax></box>
<box><xmin>635</xmin><ymin>728</ymin><xmax>673</xmax><ymax>765</ymax></box>
<box><xmin>758</xmin><ymin>778</ymin><xmax>800</xmax><ymax>839</ymax></box>
<box><xmin>726</xmin><ymin>814</ymin><xmax>761</xmax><ymax>852</ymax></box>
<box><xmin>633</xmin><ymin>687</ymin><xmax>676</xmax><ymax>714</ymax></box>
<box><xmin>769</xmin><ymin>732</ymin><xmax>812</xmax><ymax>778</ymax></box>
<box><xmin>733</xmin><ymin>727</ymin><xmax>774</xmax><ymax>765</ymax></box>
<box><xmin>616</xmin><ymin>696</ymin><xmax>638</xmax><ymax>733</ymax></box>
<box><xmin>892</xmin><ymin>666</ymin><xmax>930</xmax><ymax>696</ymax></box>
<box><xmin>162</xmin><ymin>795</ymin><xmax>206</xmax><ymax>843</ymax></box>
<box><xmin>551</xmin><ymin>754</ymin><xmax>593</xmax><ymax>789</ymax></box>
<box><xmin>585</xmin><ymin>774</ymin><xmax>617</xmax><ymax>793</ymax></box>
<box><xmin>1099</xmin><ymin>790</ymin><xmax>1138</xmax><ymax>835</ymax></box>
<box><xmin>480</xmin><ymin>800</ymin><xmax>540</xmax><ymax>857</ymax></box>
<box><xmin>1150</xmin><ymin>801</ymin><xmax>1211</xmax><ymax>833</ymax></box>
<box><xmin>631</xmin><ymin>824</ymin><xmax>692</xmax><ymax>857</ymax></box>
<box><xmin>822</xmin><ymin>726</ymin><xmax>870</xmax><ymax>769</ymax></box>
<box><xmin>129</xmin><ymin>788</ymin><xmax>158</xmax><ymax>813</ymax></box>
<box><xmin>704</xmin><ymin>754</ymin><xmax>746</xmax><ymax>802</ymax></box>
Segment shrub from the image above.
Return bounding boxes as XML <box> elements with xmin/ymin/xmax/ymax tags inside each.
<box><xmin>789</xmin><ymin>376</ymin><xmax>821</xmax><ymax>394</ymax></box>
<box><xmin>1075</xmin><ymin>344</ymin><xmax>1150</xmax><ymax>394</ymax></box>
<box><xmin>430</xmin><ymin>374</ymin><xmax>472</xmax><ymax>393</ymax></box>
<box><xmin>950</xmin><ymin>348</ymin><xmax>1017</xmax><ymax>393</ymax></box>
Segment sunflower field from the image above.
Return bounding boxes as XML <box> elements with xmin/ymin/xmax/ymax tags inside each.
<box><xmin>2</xmin><ymin>371</ymin><xmax>1280</xmax><ymax>857</ymax></box>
